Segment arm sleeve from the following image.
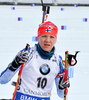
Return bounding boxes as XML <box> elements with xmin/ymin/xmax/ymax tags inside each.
<box><xmin>0</xmin><ymin>48</ymin><xmax>27</xmax><ymax>84</ymax></box>
<box><xmin>0</xmin><ymin>46</ymin><xmax>32</xmax><ymax>84</ymax></box>
<box><xmin>55</xmin><ymin>77</ymin><xmax>64</xmax><ymax>98</ymax></box>
<box><xmin>0</xmin><ymin>65</ymin><xmax>20</xmax><ymax>84</ymax></box>
<box><xmin>55</xmin><ymin>55</ymin><xmax>65</xmax><ymax>98</ymax></box>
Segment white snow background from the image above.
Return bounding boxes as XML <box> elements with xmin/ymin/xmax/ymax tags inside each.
<box><xmin>0</xmin><ymin>5</ymin><xmax>89</xmax><ymax>100</ymax></box>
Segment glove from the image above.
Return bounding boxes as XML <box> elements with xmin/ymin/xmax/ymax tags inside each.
<box><xmin>13</xmin><ymin>50</ymin><xmax>29</xmax><ymax>65</ymax></box>
<box><xmin>58</xmin><ymin>76</ymin><xmax>70</xmax><ymax>90</ymax></box>
<box><xmin>9</xmin><ymin>50</ymin><xmax>29</xmax><ymax>71</ymax></box>
<box><xmin>16</xmin><ymin>50</ymin><xmax>29</xmax><ymax>64</ymax></box>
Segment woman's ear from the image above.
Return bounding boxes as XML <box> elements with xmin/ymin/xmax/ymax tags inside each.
<box><xmin>37</xmin><ymin>37</ymin><xmax>39</xmax><ymax>42</ymax></box>
<box><xmin>54</xmin><ymin>38</ymin><xmax>57</xmax><ymax>44</ymax></box>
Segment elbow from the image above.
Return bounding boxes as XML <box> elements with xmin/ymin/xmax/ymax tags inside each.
<box><xmin>0</xmin><ymin>79</ymin><xmax>10</xmax><ymax>84</ymax></box>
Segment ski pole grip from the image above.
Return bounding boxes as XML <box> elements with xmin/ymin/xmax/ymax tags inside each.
<box><xmin>65</xmin><ymin>51</ymin><xmax>68</xmax><ymax>55</ymax></box>
<box><xmin>25</xmin><ymin>43</ymin><xmax>30</xmax><ymax>51</ymax></box>
<box><xmin>47</xmin><ymin>6</ymin><xmax>50</xmax><ymax>14</ymax></box>
<box><xmin>42</xmin><ymin>6</ymin><xmax>46</xmax><ymax>11</ymax></box>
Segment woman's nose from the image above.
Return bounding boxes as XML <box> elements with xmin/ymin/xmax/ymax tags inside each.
<box><xmin>45</xmin><ymin>37</ymin><xmax>50</xmax><ymax>42</ymax></box>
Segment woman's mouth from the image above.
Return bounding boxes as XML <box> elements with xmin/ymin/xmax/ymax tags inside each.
<box><xmin>44</xmin><ymin>44</ymin><xmax>50</xmax><ymax>47</ymax></box>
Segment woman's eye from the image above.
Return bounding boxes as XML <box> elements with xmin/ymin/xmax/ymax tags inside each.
<box><xmin>42</xmin><ymin>35</ymin><xmax>46</xmax><ymax>37</ymax></box>
<box><xmin>50</xmin><ymin>36</ymin><xmax>54</xmax><ymax>38</ymax></box>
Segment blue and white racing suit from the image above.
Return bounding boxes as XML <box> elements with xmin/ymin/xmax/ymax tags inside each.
<box><xmin>0</xmin><ymin>45</ymin><xmax>64</xmax><ymax>100</ymax></box>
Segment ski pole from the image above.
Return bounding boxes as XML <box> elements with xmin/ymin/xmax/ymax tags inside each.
<box><xmin>41</xmin><ymin>0</ymin><xmax>50</xmax><ymax>23</ymax></box>
<box><xmin>12</xmin><ymin>43</ymin><xmax>29</xmax><ymax>100</ymax></box>
<box><xmin>64</xmin><ymin>51</ymin><xmax>68</xmax><ymax>100</ymax></box>
<box><xmin>41</xmin><ymin>0</ymin><xmax>46</xmax><ymax>23</ymax></box>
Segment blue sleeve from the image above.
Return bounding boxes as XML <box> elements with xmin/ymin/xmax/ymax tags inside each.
<box><xmin>55</xmin><ymin>78</ymin><xmax>64</xmax><ymax>98</ymax></box>
<box><xmin>0</xmin><ymin>65</ymin><xmax>20</xmax><ymax>84</ymax></box>
<box><xmin>0</xmin><ymin>46</ymin><xmax>32</xmax><ymax>84</ymax></box>
<box><xmin>55</xmin><ymin>55</ymin><xmax>65</xmax><ymax>98</ymax></box>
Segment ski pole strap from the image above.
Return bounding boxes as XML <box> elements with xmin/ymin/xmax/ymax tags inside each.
<box><xmin>68</xmin><ymin>51</ymin><xmax>80</xmax><ymax>66</ymax></box>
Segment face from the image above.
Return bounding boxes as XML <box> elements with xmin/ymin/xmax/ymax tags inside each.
<box><xmin>38</xmin><ymin>34</ymin><xmax>57</xmax><ymax>52</ymax></box>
